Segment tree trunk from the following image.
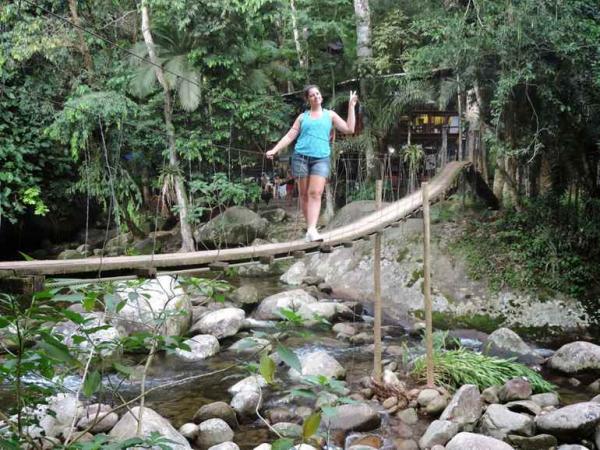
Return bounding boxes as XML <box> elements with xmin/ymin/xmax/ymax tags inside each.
<box><xmin>290</xmin><ymin>0</ymin><xmax>307</xmax><ymax>71</ymax></box>
<box><xmin>354</xmin><ymin>0</ymin><xmax>375</xmax><ymax>180</ymax></box>
<box><xmin>141</xmin><ymin>1</ymin><xmax>195</xmax><ymax>252</ymax></box>
<box><xmin>68</xmin><ymin>0</ymin><xmax>94</xmax><ymax>76</ymax></box>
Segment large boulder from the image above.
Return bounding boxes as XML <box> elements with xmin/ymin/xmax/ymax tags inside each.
<box><xmin>440</xmin><ymin>385</ymin><xmax>483</xmax><ymax>427</ymax></box>
<box><xmin>326</xmin><ymin>201</ymin><xmax>384</xmax><ymax>230</ymax></box>
<box><xmin>76</xmin><ymin>403</ymin><xmax>118</xmax><ymax>433</ymax></box>
<box><xmin>446</xmin><ymin>432</ymin><xmax>515</xmax><ymax>450</ymax></box>
<box><xmin>254</xmin><ymin>290</ymin><xmax>318</xmax><ymax>320</ymax></box>
<box><xmin>230</xmin><ymin>285</ymin><xmax>260</xmax><ymax>307</ymax></box>
<box><xmin>321</xmin><ymin>403</ymin><xmax>381</xmax><ymax>432</ymax></box>
<box><xmin>193</xmin><ymin>402</ymin><xmax>238</xmax><ymax>429</ymax></box>
<box><xmin>535</xmin><ymin>402</ymin><xmax>600</xmax><ymax>439</ymax></box>
<box><xmin>290</xmin><ymin>350</ymin><xmax>345</xmax><ymax>379</ymax></box>
<box><xmin>547</xmin><ymin>342</ymin><xmax>600</xmax><ymax>374</ymax></box>
<box><xmin>280</xmin><ymin>261</ymin><xmax>308</xmax><ymax>286</ymax></box>
<box><xmin>194</xmin><ymin>206</ymin><xmax>268</xmax><ymax>247</ymax></box>
<box><xmin>109</xmin><ymin>406</ymin><xmax>191</xmax><ymax>449</ymax></box>
<box><xmin>484</xmin><ymin>328</ymin><xmax>543</xmax><ymax>365</ymax></box>
<box><xmin>297</xmin><ymin>302</ymin><xmax>353</xmax><ymax>325</ymax></box>
<box><xmin>197</xmin><ymin>308</ymin><xmax>245</xmax><ymax>339</ymax></box>
<box><xmin>479</xmin><ymin>404</ymin><xmax>535</xmax><ymax>440</ymax></box>
<box><xmin>174</xmin><ymin>335</ymin><xmax>220</xmax><ymax>361</ymax></box>
<box><xmin>109</xmin><ymin>276</ymin><xmax>192</xmax><ymax>338</ymax></box>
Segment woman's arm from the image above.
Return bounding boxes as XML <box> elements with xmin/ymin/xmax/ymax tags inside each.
<box><xmin>266</xmin><ymin>115</ymin><xmax>302</xmax><ymax>159</ymax></box>
<box><xmin>332</xmin><ymin>90</ymin><xmax>358</xmax><ymax>134</ymax></box>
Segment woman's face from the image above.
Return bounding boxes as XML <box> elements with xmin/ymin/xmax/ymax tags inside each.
<box><xmin>306</xmin><ymin>87</ymin><xmax>322</xmax><ymax>107</ymax></box>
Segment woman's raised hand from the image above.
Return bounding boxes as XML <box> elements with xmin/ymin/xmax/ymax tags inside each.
<box><xmin>349</xmin><ymin>90</ymin><xmax>359</xmax><ymax>107</ymax></box>
<box><xmin>265</xmin><ymin>148</ymin><xmax>278</xmax><ymax>159</ymax></box>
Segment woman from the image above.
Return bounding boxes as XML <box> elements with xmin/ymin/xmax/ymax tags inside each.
<box><xmin>266</xmin><ymin>85</ymin><xmax>358</xmax><ymax>241</ymax></box>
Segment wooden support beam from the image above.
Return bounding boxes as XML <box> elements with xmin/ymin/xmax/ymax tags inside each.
<box><xmin>133</xmin><ymin>267</ymin><xmax>157</xmax><ymax>279</ymax></box>
<box><xmin>0</xmin><ymin>275</ymin><xmax>45</xmax><ymax>295</ymax></box>
<box><xmin>422</xmin><ymin>182</ymin><xmax>435</xmax><ymax>387</ymax></box>
<box><xmin>209</xmin><ymin>261</ymin><xmax>229</xmax><ymax>271</ymax></box>
<box><xmin>341</xmin><ymin>241</ymin><xmax>354</xmax><ymax>248</ymax></box>
<box><xmin>373</xmin><ymin>179</ymin><xmax>383</xmax><ymax>383</ymax></box>
<box><xmin>319</xmin><ymin>244</ymin><xmax>333</xmax><ymax>253</ymax></box>
<box><xmin>259</xmin><ymin>255</ymin><xmax>274</xmax><ymax>265</ymax></box>
<box><xmin>292</xmin><ymin>250</ymin><xmax>305</xmax><ymax>259</ymax></box>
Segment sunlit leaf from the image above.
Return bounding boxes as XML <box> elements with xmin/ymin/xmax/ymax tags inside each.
<box><xmin>302</xmin><ymin>412</ymin><xmax>321</xmax><ymax>440</ymax></box>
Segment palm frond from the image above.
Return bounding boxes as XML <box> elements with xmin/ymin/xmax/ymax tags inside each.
<box><xmin>129</xmin><ymin>65</ymin><xmax>158</xmax><ymax>98</ymax></box>
<box><xmin>247</xmin><ymin>68</ymin><xmax>271</xmax><ymax>93</ymax></box>
<box><xmin>178</xmin><ymin>72</ymin><xmax>201</xmax><ymax>112</ymax></box>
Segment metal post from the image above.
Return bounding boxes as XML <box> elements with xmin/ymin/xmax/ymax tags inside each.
<box><xmin>373</xmin><ymin>179</ymin><xmax>383</xmax><ymax>382</ymax></box>
<box><xmin>422</xmin><ymin>182</ymin><xmax>435</xmax><ymax>387</ymax></box>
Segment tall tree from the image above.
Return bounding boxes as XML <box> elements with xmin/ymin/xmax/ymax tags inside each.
<box><xmin>140</xmin><ymin>0</ymin><xmax>195</xmax><ymax>252</ymax></box>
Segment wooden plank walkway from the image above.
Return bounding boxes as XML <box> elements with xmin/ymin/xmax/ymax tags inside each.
<box><xmin>0</xmin><ymin>162</ymin><xmax>470</xmax><ymax>278</ymax></box>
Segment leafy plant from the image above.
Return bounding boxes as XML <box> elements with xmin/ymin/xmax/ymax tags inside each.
<box><xmin>412</xmin><ymin>347</ymin><xmax>555</xmax><ymax>393</ymax></box>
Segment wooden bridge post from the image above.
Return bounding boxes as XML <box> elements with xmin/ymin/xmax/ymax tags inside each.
<box><xmin>422</xmin><ymin>182</ymin><xmax>435</xmax><ymax>387</ymax></box>
<box><xmin>373</xmin><ymin>179</ymin><xmax>383</xmax><ymax>382</ymax></box>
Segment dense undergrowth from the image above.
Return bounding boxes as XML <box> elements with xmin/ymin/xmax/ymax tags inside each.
<box><xmin>450</xmin><ymin>195</ymin><xmax>600</xmax><ymax>305</ymax></box>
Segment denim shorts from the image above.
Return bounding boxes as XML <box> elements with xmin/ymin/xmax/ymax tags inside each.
<box><xmin>291</xmin><ymin>153</ymin><xmax>330</xmax><ymax>178</ymax></box>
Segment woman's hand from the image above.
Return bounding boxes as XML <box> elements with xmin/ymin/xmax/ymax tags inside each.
<box><xmin>349</xmin><ymin>90</ymin><xmax>359</xmax><ymax>108</ymax></box>
<box><xmin>265</xmin><ymin>148</ymin><xmax>278</xmax><ymax>159</ymax></box>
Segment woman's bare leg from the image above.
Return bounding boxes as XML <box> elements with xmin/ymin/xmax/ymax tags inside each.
<box><xmin>305</xmin><ymin>175</ymin><xmax>326</xmax><ymax>229</ymax></box>
<box><xmin>297</xmin><ymin>177</ymin><xmax>309</xmax><ymax>222</ymax></box>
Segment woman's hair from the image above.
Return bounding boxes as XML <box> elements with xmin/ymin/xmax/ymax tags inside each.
<box><xmin>303</xmin><ymin>84</ymin><xmax>320</xmax><ymax>99</ymax></box>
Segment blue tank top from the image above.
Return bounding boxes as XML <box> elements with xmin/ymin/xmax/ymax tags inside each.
<box><xmin>294</xmin><ymin>109</ymin><xmax>332</xmax><ymax>158</ymax></box>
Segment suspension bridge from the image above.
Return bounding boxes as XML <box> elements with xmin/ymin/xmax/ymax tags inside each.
<box><xmin>0</xmin><ymin>161</ymin><xmax>494</xmax><ymax>290</ymax></box>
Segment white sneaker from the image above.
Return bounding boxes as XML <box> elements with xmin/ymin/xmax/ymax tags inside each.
<box><xmin>305</xmin><ymin>228</ymin><xmax>323</xmax><ymax>242</ymax></box>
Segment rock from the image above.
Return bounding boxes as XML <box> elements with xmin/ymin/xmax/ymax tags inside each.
<box><xmin>479</xmin><ymin>404</ymin><xmax>535</xmax><ymax>440</ymax></box>
<box><xmin>260</xmin><ymin>208</ymin><xmax>287</xmax><ymax>223</ymax></box>
<box><xmin>504</xmin><ymin>400</ymin><xmax>542</xmax><ymax>416</ymax></box>
<box><xmin>208</xmin><ymin>443</ymin><xmax>240</xmax><ymax>450</ymax></box>
<box><xmin>297</xmin><ymin>302</ymin><xmax>353</xmax><ymax>325</ymax></box>
<box><xmin>228</xmin><ymin>375</ymin><xmax>268</xmax><ymax>395</ymax></box>
<box><xmin>446</xmin><ymin>432</ymin><xmax>516</xmax><ymax>450</ymax></box>
<box><xmin>332</xmin><ymin>323</ymin><xmax>357</xmax><ymax>338</ymax></box>
<box><xmin>110</xmin><ymin>276</ymin><xmax>191</xmax><ymax>338</ymax></box>
<box><xmin>253</xmin><ymin>445</ymin><xmax>271</xmax><ymax>450</ymax></box>
<box><xmin>397</xmin><ymin>408</ymin><xmax>418</xmax><ymax>425</ymax></box>
<box><xmin>197</xmin><ymin>418</ymin><xmax>234</xmax><ymax>449</ymax></box>
<box><xmin>109</xmin><ymin>406</ymin><xmax>191</xmax><ymax>449</ymax></box>
<box><xmin>179</xmin><ymin>423</ymin><xmax>199</xmax><ymax>440</ymax></box>
<box><xmin>290</xmin><ymin>350</ymin><xmax>345</xmax><ymax>379</ymax></box>
<box><xmin>557</xmin><ymin>446</ymin><xmax>591</xmax><ymax>450</ymax></box>
<box><xmin>292</xmin><ymin>445</ymin><xmax>318</xmax><ymax>450</ymax></box>
<box><xmin>350</xmin><ymin>332</ymin><xmax>373</xmax><ymax>345</ymax></box>
<box><xmin>194</xmin><ymin>206</ymin><xmax>268</xmax><ymax>247</ymax></box>
<box><xmin>271</xmin><ymin>422</ymin><xmax>302</xmax><ymax>438</ymax></box>
<box><xmin>76</xmin><ymin>403</ymin><xmax>118</xmax><ymax>433</ymax></box>
<box><xmin>327</xmin><ymin>201</ymin><xmax>382</xmax><ymax>230</ymax></box>
<box><xmin>426</xmin><ymin>396</ymin><xmax>450</xmax><ymax>416</ymax></box>
<box><xmin>569</xmin><ymin>378</ymin><xmax>582</xmax><ymax>387</ymax></box>
<box><xmin>499</xmin><ymin>378</ymin><xmax>532</xmax><ymax>402</ymax></box>
<box><xmin>266</xmin><ymin>408</ymin><xmax>299</xmax><ymax>424</ymax></box>
<box><xmin>482</xmin><ymin>386</ymin><xmax>501</xmax><ymax>404</ymax></box>
<box><xmin>230</xmin><ymin>390</ymin><xmax>261</xmax><ymax>417</ymax></box>
<box><xmin>535</xmin><ymin>401</ymin><xmax>600</xmax><ymax>439</ymax></box>
<box><xmin>588</xmin><ymin>379</ymin><xmax>600</xmax><ymax>394</ymax></box>
<box><xmin>322</xmin><ymin>403</ymin><xmax>381</xmax><ymax>432</ymax></box>
<box><xmin>57</xmin><ymin>249</ymin><xmax>85</xmax><ymax>260</ymax></box>
<box><xmin>547</xmin><ymin>341</ymin><xmax>600</xmax><ymax>374</ymax></box>
<box><xmin>240</xmin><ymin>318</ymin><xmax>277</xmax><ymax>329</ymax></box>
<box><xmin>229</xmin><ymin>336</ymin><xmax>271</xmax><ymax>353</ymax></box>
<box><xmin>394</xmin><ymin>422</ymin><xmax>413</xmax><ymax>438</ymax></box>
<box><xmin>347</xmin><ymin>434</ymin><xmax>383</xmax><ymax>448</ymax></box>
<box><xmin>419</xmin><ymin>419</ymin><xmax>460</xmax><ymax>449</ymax></box>
<box><xmin>592</xmin><ymin>395</ymin><xmax>600</xmax><ymax>403</ymax></box>
<box><xmin>193</xmin><ymin>402</ymin><xmax>238</xmax><ymax>429</ymax></box>
<box><xmin>382</xmin><ymin>397</ymin><xmax>398</xmax><ymax>409</ymax></box>
<box><xmin>230</xmin><ymin>285</ymin><xmax>260</xmax><ymax>306</ymax></box>
<box><xmin>418</xmin><ymin>389</ymin><xmax>441</xmax><ymax>407</ymax></box>
<box><xmin>53</xmin><ymin>312</ymin><xmax>121</xmax><ymax>360</ymax></box>
<box><xmin>197</xmin><ymin>308</ymin><xmax>245</xmax><ymax>339</ymax></box>
<box><xmin>254</xmin><ymin>289</ymin><xmax>317</xmax><ymax>320</ymax></box>
<box><xmin>485</xmin><ymin>328</ymin><xmax>543</xmax><ymax>364</ymax></box>
<box><xmin>440</xmin><ymin>385</ymin><xmax>483</xmax><ymax>426</ymax></box>
<box><xmin>507</xmin><ymin>433</ymin><xmax>558</xmax><ymax>450</ymax></box>
<box><xmin>280</xmin><ymin>261</ymin><xmax>308</xmax><ymax>286</ymax></box>
<box><xmin>530</xmin><ymin>393</ymin><xmax>560</xmax><ymax>408</ymax></box>
<box><xmin>393</xmin><ymin>439</ymin><xmax>418</xmax><ymax>450</ymax></box>
<box><xmin>175</xmin><ymin>335</ymin><xmax>220</xmax><ymax>361</ymax></box>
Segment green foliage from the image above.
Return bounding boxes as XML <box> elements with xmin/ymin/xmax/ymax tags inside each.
<box><xmin>179</xmin><ymin>276</ymin><xmax>232</xmax><ymax>303</ymax></box>
<box><xmin>452</xmin><ymin>196</ymin><xmax>599</xmax><ymax>299</ymax></box>
<box><xmin>412</xmin><ymin>347</ymin><xmax>555</xmax><ymax>394</ymax></box>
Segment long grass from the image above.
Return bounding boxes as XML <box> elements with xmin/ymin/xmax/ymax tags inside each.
<box><xmin>412</xmin><ymin>348</ymin><xmax>555</xmax><ymax>393</ymax></box>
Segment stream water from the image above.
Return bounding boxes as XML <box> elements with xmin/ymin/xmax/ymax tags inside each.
<box><xmin>0</xmin><ymin>274</ymin><xmax>594</xmax><ymax>449</ymax></box>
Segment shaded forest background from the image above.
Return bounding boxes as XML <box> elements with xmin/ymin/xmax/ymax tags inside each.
<box><xmin>1</xmin><ymin>0</ymin><xmax>600</xmax><ymax>298</ymax></box>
